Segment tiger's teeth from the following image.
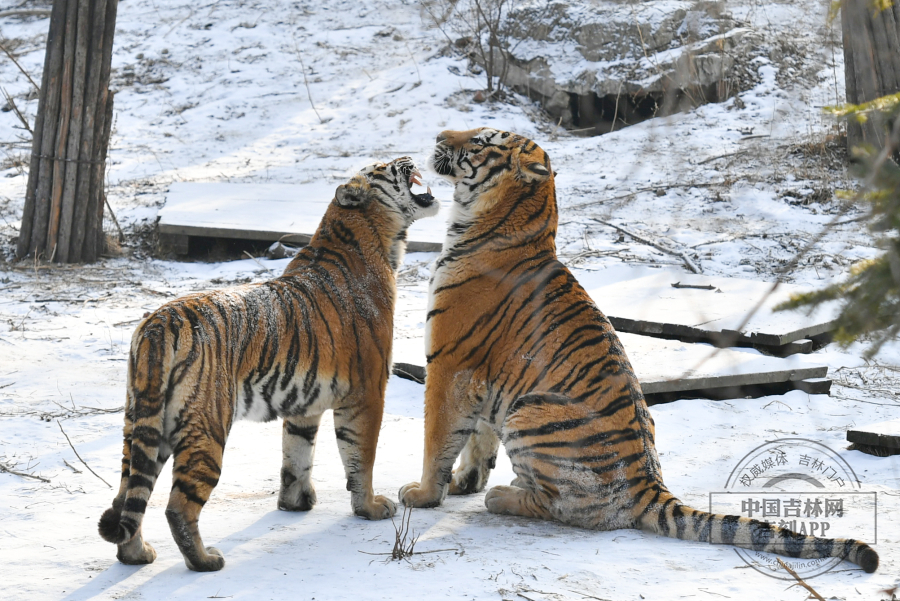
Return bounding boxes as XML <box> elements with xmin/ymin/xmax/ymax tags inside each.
<box><xmin>427</xmin><ymin>186</ymin><xmax>432</xmax><ymax>195</ymax></box>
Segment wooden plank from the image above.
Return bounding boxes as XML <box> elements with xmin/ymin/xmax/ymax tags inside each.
<box><xmin>391</xmin><ymin>332</ymin><xmax>828</xmax><ymax>398</ymax></box>
<box><xmin>56</xmin><ymin>0</ymin><xmax>93</xmax><ymax>262</ymax></box>
<box><xmin>46</xmin><ymin>0</ymin><xmax>79</xmax><ymax>254</ymax></box>
<box><xmin>18</xmin><ymin>0</ymin><xmax>68</xmax><ymax>258</ymax></box>
<box><xmin>27</xmin><ymin>0</ymin><xmax>69</xmax><ymax>258</ymax></box>
<box><xmin>581</xmin><ymin>266</ymin><xmax>839</xmax><ymax>348</ymax></box>
<box><xmin>79</xmin><ymin>0</ymin><xmax>116</xmax><ymax>262</ymax></box>
<box><xmin>847</xmin><ymin>419</ymin><xmax>900</xmax><ymax>450</ymax></box>
<box><xmin>158</xmin><ymin>182</ymin><xmax>451</xmax><ymax>253</ymax></box>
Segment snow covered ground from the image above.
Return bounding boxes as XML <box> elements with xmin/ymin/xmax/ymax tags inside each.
<box><xmin>0</xmin><ymin>0</ymin><xmax>897</xmax><ymax>599</ymax></box>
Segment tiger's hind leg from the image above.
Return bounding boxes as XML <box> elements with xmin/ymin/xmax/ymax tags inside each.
<box><xmin>278</xmin><ymin>413</ymin><xmax>323</xmax><ymax>511</ymax></box>
<box><xmin>485</xmin><ymin>486</ymin><xmax>553</xmax><ymax>520</ymax></box>
<box><xmin>99</xmin><ymin>395</ymin><xmax>170</xmax><ymax>566</ymax></box>
<box><xmin>114</xmin><ymin>448</ymin><xmax>171</xmax><ymax>565</ymax></box>
<box><xmin>333</xmin><ymin>398</ymin><xmax>397</xmax><ymax>520</ymax></box>
<box><xmin>484</xmin><ymin>392</ymin><xmax>581</xmax><ymax>523</ymax></box>
<box><xmin>449</xmin><ymin>419</ymin><xmax>499</xmax><ymax>495</ymax></box>
<box><xmin>165</xmin><ymin>425</ymin><xmax>228</xmax><ymax>572</ymax></box>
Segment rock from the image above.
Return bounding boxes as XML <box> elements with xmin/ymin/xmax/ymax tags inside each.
<box><xmin>266</xmin><ymin>241</ymin><xmax>287</xmax><ymax>259</ymax></box>
<box><xmin>485</xmin><ymin>0</ymin><xmax>760</xmax><ymax>132</ymax></box>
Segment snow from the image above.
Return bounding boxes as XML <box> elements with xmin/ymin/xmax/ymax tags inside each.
<box><xmin>0</xmin><ymin>0</ymin><xmax>898</xmax><ymax>599</ymax></box>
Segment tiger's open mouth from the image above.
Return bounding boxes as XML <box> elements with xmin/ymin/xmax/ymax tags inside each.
<box><xmin>400</xmin><ymin>161</ymin><xmax>435</xmax><ymax>208</ymax></box>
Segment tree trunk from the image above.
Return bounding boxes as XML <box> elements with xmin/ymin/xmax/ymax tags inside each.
<box><xmin>842</xmin><ymin>0</ymin><xmax>900</xmax><ymax>151</ymax></box>
<box><xmin>16</xmin><ymin>0</ymin><xmax>118</xmax><ymax>263</ymax></box>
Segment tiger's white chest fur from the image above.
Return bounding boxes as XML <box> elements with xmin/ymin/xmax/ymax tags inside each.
<box><xmin>425</xmin><ymin>199</ymin><xmax>475</xmax><ymax>358</ymax></box>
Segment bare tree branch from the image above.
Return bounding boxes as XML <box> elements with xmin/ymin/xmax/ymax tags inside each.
<box><xmin>57</xmin><ymin>420</ymin><xmax>112</xmax><ymax>488</ymax></box>
<box><xmin>0</xmin><ymin>41</ymin><xmax>40</xmax><ymax>93</ymax></box>
<box><xmin>0</xmin><ymin>459</ymin><xmax>51</xmax><ymax>483</ymax></box>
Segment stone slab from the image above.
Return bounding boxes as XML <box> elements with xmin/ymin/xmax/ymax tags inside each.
<box><xmin>583</xmin><ymin>266</ymin><xmax>840</xmax><ymax>348</ymax></box>
<box><xmin>158</xmin><ymin>182</ymin><xmax>452</xmax><ymax>252</ymax></box>
<box><xmin>847</xmin><ymin>419</ymin><xmax>900</xmax><ymax>450</ymax></box>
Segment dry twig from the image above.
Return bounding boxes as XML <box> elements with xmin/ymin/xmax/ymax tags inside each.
<box><xmin>292</xmin><ymin>42</ymin><xmax>325</xmax><ymax>124</ymax></box>
<box><xmin>776</xmin><ymin>558</ymin><xmax>826</xmax><ymax>601</ymax></box>
<box><xmin>391</xmin><ymin>505</ymin><xmax>418</xmax><ymax>560</ymax></box>
<box><xmin>0</xmin><ymin>41</ymin><xmax>41</xmax><ymax>93</ymax></box>
<box><xmin>0</xmin><ymin>458</ymin><xmax>50</xmax><ymax>483</ymax></box>
<box><xmin>56</xmin><ymin>420</ymin><xmax>112</xmax><ymax>488</ymax></box>
<box><xmin>0</xmin><ymin>9</ymin><xmax>52</xmax><ymax>20</ymax></box>
<box><xmin>242</xmin><ymin>251</ymin><xmax>274</xmax><ymax>275</ymax></box>
<box><xmin>1</xmin><ymin>87</ymin><xmax>32</xmax><ymax>134</ymax></box>
<box><xmin>591</xmin><ymin>218</ymin><xmax>702</xmax><ymax>274</ymax></box>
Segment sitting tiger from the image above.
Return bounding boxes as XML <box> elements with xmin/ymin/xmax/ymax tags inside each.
<box><xmin>99</xmin><ymin>157</ymin><xmax>439</xmax><ymax>572</ymax></box>
<box><xmin>399</xmin><ymin>128</ymin><xmax>879</xmax><ymax>574</ymax></box>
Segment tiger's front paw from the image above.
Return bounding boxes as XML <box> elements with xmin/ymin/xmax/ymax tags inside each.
<box><xmin>399</xmin><ymin>482</ymin><xmax>448</xmax><ymax>508</ymax></box>
<box><xmin>278</xmin><ymin>480</ymin><xmax>317</xmax><ymax>512</ymax></box>
<box><xmin>184</xmin><ymin>546</ymin><xmax>225</xmax><ymax>572</ymax></box>
<box><xmin>353</xmin><ymin>494</ymin><xmax>397</xmax><ymax>520</ymax></box>
<box><xmin>449</xmin><ymin>465</ymin><xmax>490</xmax><ymax>495</ymax></box>
<box><xmin>116</xmin><ymin>540</ymin><xmax>157</xmax><ymax>565</ymax></box>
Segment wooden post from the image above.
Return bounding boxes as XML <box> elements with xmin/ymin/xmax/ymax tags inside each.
<box><xmin>842</xmin><ymin>0</ymin><xmax>900</xmax><ymax>151</ymax></box>
<box><xmin>16</xmin><ymin>0</ymin><xmax>118</xmax><ymax>263</ymax></box>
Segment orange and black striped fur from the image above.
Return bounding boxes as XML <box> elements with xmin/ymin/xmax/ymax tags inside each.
<box><xmin>99</xmin><ymin>157</ymin><xmax>438</xmax><ymax>571</ymax></box>
<box><xmin>398</xmin><ymin>128</ymin><xmax>878</xmax><ymax>573</ymax></box>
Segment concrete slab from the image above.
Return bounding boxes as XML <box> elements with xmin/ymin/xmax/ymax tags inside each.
<box><xmin>391</xmin><ymin>332</ymin><xmax>828</xmax><ymax>401</ymax></box>
<box><xmin>582</xmin><ymin>266</ymin><xmax>840</xmax><ymax>349</ymax></box>
<box><xmin>158</xmin><ymin>182</ymin><xmax>452</xmax><ymax>252</ymax></box>
<box><xmin>847</xmin><ymin>419</ymin><xmax>900</xmax><ymax>451</ymax></box>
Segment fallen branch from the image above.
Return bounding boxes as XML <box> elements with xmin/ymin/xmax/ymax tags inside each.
<box><xmin>565</xmin><ymin>588</ymin><xmax>613</xmax><ymax>601</ymax></box>
<box><xmin>242</xmin><ymin>251</ymin><xmax>274</xmax><ymax>275</ymax></box>
<box><xmin>671</xmin><ymin>282</ymin><xmax>716</xmax><ymax>290</ymax></box>
<box><xmin>294</xmin><ymin>47</ymin><xmax>325</xmax><ymax>124</ymax></box>
<box><xmin>1</xmin><ymin>87</ymin><xmax>32</xmax><ymax>134</ymax></box>
<box><xmin>56</xmin><ymin>420</ymin><xmax>112</xmax><ymax>488</ymax></box>
<box><xmin>568</xmin><ymin>181</ymin><xmax>726</xmax><ymax>210</ymax></box>
<box><xmin>0</xmin><ymin>41</ymin><xmax>41</xmax><ymax>93</ymax></box>
<box><xmin>0</xmin><ymin>458</ymin><xmax>51</xmax><ymax>483</ymax></box>
<box><xmin>697</xmin><ymin>149</ymin><xmax>749</xmax><ymax>165</ymax></box>
<box><xmin>358</xmin><ymin>548</ymin><xmax>458</xmax><ymax>556</ymax></box>
<box><xmin>776</xmin><ymin>558</ymin><xmax>825</xmax><ymax>601</ymax></box>
<box><xmin>591</xmin><ymin>218</ymin><xmax>702</xmax><ymax>274</ymax></box>
<box><xmin>0</xmin><ymin>403</ymin><xmax>123</xmax><ymax>420</ymax></box>
<box><xmin>105</xmin><ymin>196</ymin><xmax>125</xmax><ymax>243</ymax></box>
<box><xmin>0</xmin><ymin>9</ymin><xmax>52</xmax><ymax>19</ymax></box>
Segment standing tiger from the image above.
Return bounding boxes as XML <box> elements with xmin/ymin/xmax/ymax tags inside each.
<box><xmin>398</xmin><ymin>128</ymin><xmax>879</xmax><ymax>573</ymax></box>
<box><xmin>99</xmin><ymin>157</ymin><xmax>439</xmax><ymax>571</ymax></box>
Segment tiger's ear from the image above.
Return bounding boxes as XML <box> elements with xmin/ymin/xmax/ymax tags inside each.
<box><xmin>335</xmin><ymin>184</ymin><xmax>370</xmax><ymax>208</ymax></box>
<box><xmin>518</xmin><ymin>158</ymin><xmax>552</xmax><ymax>182</ymax></box>
<box><xmin>526</xmin><ymin>162</ymin><xmax>550</xmax><ymax>176</ymax></box>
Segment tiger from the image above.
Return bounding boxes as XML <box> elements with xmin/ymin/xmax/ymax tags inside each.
<box><xmin>398</xmin><ymin>128</ymin><xmax>879</xmax><ymax>574</ymax></box>
<box><xmin>98</xmin><ymin>156</ymin><xmax>439</xmax><ymax>572</ymax></box>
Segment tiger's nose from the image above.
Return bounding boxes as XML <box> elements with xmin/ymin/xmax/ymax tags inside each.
<box><xmin>436</xmin><ymin>133</ymin><xmax>447</xmax><ymax>143</ymax></box>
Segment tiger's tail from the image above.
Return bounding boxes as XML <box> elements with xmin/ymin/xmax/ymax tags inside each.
<box><xmin>98</xmin><ymin>315</ymin><xmax>169</xmax><ymax>545</ymax></box>
<box><xmin>637</xmin><ymin>489</ymin><xmax>878</xmax><ymax>573</ymax></box>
